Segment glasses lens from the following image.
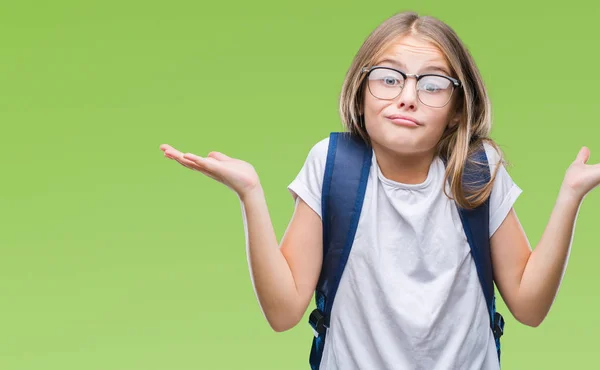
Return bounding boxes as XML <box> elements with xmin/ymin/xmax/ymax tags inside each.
<box><xmin>367</xmin><ymin>68</ymin><xmax>404</xmax><ymax>100</ymax></box>
<box><xmin>417</xmin><ymin>76</ymin><xmax>454</xmax><ymax>107</ymax></box>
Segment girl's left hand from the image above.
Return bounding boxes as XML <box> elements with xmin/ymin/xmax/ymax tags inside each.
<box><xmin>561</xmin><ymin>147</ymin><xmax>600</xmax><ymax>202</ymax></box>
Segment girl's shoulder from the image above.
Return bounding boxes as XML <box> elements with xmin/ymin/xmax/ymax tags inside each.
<box><xmin>303</xmin><ymin>136</ymin><xmax>331</xmax><ymax>165</ymax></box>
<box><xmin>481</xmin><ymin>141</ymin><xmax>505</xmax><ymax>170</ymax></box>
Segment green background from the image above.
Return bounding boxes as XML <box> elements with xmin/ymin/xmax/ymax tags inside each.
<box><xmin>2</xmin><ymin>1</ymin><xmax>599</xmax><ymax>369</ymax></box>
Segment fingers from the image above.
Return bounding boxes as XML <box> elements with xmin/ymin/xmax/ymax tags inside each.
<box><xmin>161</xmin><ymin>144</ymin><xmax>231</xmax><ymax>162</ymax></box>
<box><xmin>576</xmin><ymin>146</ymin><xmax>590</xmax><ymax>164</ymax></box>
<box><xmin>164</xmin><ymin>149</ymin><xmax>184</xmax><ymax>160</ymax></box>
<box><xmin>165</xmin><ymin>149</ymin><xmax>222</xmax><ymax>176</ymax></box>
<box><xmin>182</xmin><ymin>152</ymin><xmax>203</xmax><ymax>161</ymax></box>
<box><xmin>161</xmin><ymin>145</ymin><xmax>225</xmax><ymax>179</ymax></box>
<box><xmin>163</xmin><ymin>147</ymin><xmax>199</xmax><ymax>168</ymax></box>
<box><xmin>168</xmin><ymin>153</ymin><xmax>221</xmax><ymax>179</ymax></box>
<box><xmin>182</xmin><ymin>153</ymin><xmax>222</xmax><ymax>173</ymax></box>
<box><xmin>168</xmin><ymin>152</ymin><xmax>199</xmax><ymax>169</ymax></box>
<box><xmin>207</xmin><ymin>151</ymin><xmax>231</xmax><ymax>161</ymax></box>
<box><xmin>162</xmin><ymin>144</ymin><xmax>183</xmax><ymax>158</ymax></box>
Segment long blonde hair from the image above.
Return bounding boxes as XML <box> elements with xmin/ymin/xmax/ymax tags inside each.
<box><xmin>339</xmin><ymin>11</ymin><xmax>504</xmax><ymax>209</ymax></box>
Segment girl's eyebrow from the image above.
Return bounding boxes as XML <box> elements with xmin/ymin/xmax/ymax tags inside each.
<box><xmin>375</xmin><ymin>58</ymin><xmax>451</xmax><ymax>76</ymax></box>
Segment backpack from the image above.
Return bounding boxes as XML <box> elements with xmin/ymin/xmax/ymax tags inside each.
<box><xmin>307</xmin><ymin>132</ymin><xmax>505</xmax><ymax>370</ymax></box>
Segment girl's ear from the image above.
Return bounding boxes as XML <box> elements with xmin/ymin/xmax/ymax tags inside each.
<box><xmin>449</xmin><ymin>94</ymin><xmax>463</xmax><ymax>128</ymax></box>
<box><xmin>449</xmin><ymin>117</ymin><xmax>460</xmax><ymax>128</ymax></box>
<box><xmin>449</xmin><ymin>109</ymin><xmax>462</xmax><ymax>128</ymax></box>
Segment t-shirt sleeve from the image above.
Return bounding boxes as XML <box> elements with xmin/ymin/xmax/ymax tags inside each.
<box><xmin>484</xmin><ymin>142</ymin><xmax>523</xmax><ymax>238</ymax></box>
<box><xmin>287</xmin><ymin>137</ymin><xmax>330</xmax><ymax>219</ymax></box>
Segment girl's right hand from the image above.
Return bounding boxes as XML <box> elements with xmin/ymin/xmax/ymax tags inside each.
<box><xmin>160</xmin><ymin>144</ymin><xmax>260</xmax><ymax>199</ymax></box>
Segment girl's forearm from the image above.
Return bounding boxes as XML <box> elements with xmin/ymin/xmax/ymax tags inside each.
<box><xmin>516</xmin><ymin>187</ymin><xmax>581</xmax><ymax>326</ymax></box>
<box><xmin>239</xmin><ymin>186</ymin><xmax>302</xmax><ymax>332</ymax></box>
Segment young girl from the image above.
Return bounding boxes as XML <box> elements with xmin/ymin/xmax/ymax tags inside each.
<box><xmin>160</xmin><ymin>11</ymin><xmax>600</xmax><ymax>370</ymax></box>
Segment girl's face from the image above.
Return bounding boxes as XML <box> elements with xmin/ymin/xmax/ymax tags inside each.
<box><xmin>363</xmin><ymin>34</ymin><xmax>459</xmax><ymax>157</ymax></box>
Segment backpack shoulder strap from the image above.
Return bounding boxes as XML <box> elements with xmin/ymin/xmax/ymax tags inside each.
<box><xmin>308</xmin><ymin>131</ymin><xmax>372</xmax><ymax>370</ymax></box>
<box><xmin>450</xmin><ymin>142</ymin><xmax>505</xmax><ymax>360</ymax></box>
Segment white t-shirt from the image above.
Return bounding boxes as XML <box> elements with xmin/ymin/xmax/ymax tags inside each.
<box><xmin>288</xmin><ymin>136</ymin><xmax>522</xmax><ymax>370</ymax></box>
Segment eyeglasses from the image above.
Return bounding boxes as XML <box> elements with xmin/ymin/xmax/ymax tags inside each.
<box><xmin>361</xmin><ymin>66</ymin><xmax>462</xmax><ymax>108</ymax></box>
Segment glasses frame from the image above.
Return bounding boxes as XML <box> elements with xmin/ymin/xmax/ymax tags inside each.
<box><xmin>360</xmin><ymin>66</ymin><xmax>462</xmax><ymax>108</ymax></box>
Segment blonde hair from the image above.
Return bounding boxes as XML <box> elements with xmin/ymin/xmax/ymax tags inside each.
<box><xmin>339</xmin><ymin>11</ymin><xmax>504</xmax><ymax>210</ymax></box>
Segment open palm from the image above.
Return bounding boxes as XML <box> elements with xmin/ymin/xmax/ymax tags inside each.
<box><xmin>160</xmin><ymin>144</ymin><xmax>260</xmax><ymax>197</ymax></box>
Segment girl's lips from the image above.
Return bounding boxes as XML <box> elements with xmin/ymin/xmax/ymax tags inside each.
<box><xmin>386</xmin><ymin>117</ymin><xmax>420</xmax><ymax>127</ymax></box>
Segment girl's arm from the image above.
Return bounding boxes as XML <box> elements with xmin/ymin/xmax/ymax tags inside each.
<box><xmin>160</xmin><ymin>145</ymin><xmax>323</xmax><ymax>332</ymax></box>
<box><xmin>241</xmin><ymin>188</ymin><xmax>323</xmax><ymax>332</ymax></box>
<box><xmin>491</xmin><ymin>146</ymin><xmax>600</xmax><ymax>327</ymax></box>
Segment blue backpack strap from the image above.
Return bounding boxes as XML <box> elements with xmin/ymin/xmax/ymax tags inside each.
<box><xmin>449</xmin><ymin>143</ymin><xmax>505</xmax><ymax>362</ymax></box>
<box><xmin>308</xmin><ymin>132</ymin><xmax>372</xmax><ymax>370</ymax></box>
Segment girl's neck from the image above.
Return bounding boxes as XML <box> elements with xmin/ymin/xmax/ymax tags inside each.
<box><xmin>372</xmin><ymin>143</ymin><xmax>436</xmax><ymax>185</ymax></box>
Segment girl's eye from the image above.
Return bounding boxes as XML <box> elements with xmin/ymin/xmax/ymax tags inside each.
<box><xmin>422</xmin><ymin>83</ymin><xmax>441</xmax><ymax>92</ymax></box>
<box><xmin>383</xmin><ymin>77</ymin><xmax>401</xmax><ymax>86</ymax></box>
<box><xmin>369</xmin><ymin>69</ymin><xmax>404</xmax><ymax>87</ymax></box>
<box><xmin>419</xmin><ymin>76</ymin><xmax>452</xmax><ymax>93</ymax></box>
